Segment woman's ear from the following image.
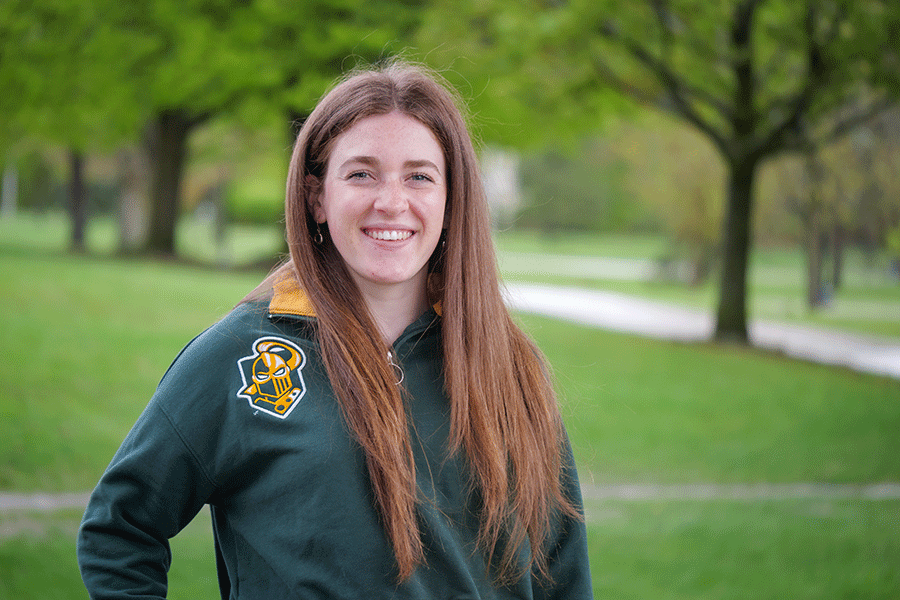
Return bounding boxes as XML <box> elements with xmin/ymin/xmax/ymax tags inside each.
<box><xmin>306</xmin><ymin>175</ymin><xmax>325</xmax><ymax>223</ymax></box>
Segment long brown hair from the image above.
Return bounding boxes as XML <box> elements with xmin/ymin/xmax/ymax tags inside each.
<box><xmin>259</xmin><ymin>59</ymin><xmax>578</xmax><ymax>583</ymax></box>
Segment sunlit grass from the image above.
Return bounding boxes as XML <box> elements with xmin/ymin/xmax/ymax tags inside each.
<box><xmin>0</xmin><ymin>210</ymin><xmax>283</xmax><ymax>266</ymax></box>
<box><xmin>3</xmin><ymin>500</ymin><xmax>898</xmax><ymax>600</ymax></box>
<box><xmin>0</xmin><ymin>508</ymin><xmax>219</xmax><ymax>599</ymax></box>
<box><xmin>518</xmin><ymin>313</ymin><xmax>900</xmax><ymax>485</ymax></box>
<box><xmin>586</xmin><ymin>499</ymin><xmax>900</xmax><ymax>600</ymax></box>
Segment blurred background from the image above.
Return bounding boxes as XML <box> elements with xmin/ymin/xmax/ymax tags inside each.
<box><xmin>1</xmin><ymin>0</ymin><xmax>899</xmax><ymax>598</ymax></box>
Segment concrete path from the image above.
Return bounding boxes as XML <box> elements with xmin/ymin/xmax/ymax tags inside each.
<box><xmin>4</xmin><ymin>484</ymin><xmax>900</xmax><ymax>513</ymax></box>
<box><xmin>503</xmin><ymin>282</ymin><xmax>900</xmax><ymax>380</ymax></box>
<box><xmin>580</xmin><ymin>482</ymin><xmax>900</xmax><ymax>501</ymax></box>
<box><xmin>0</xmin><ymin>492</ymin><xmax>92</xmax><ymax>511</ymax></box>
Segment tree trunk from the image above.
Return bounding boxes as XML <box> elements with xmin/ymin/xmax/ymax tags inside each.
<box><xmin>277</xmin><ymin>108</ymin><xmax>309</xmax><ymax>258</ymax></box>
<box><xmin>713</xmin><ymin>158</ymin><xmax>758</xmax><ymax>344</ymax></box>
<box><xmin>69</xmin><ymin>150</ymin><xmax>87</xmax><ymax>253</ymax></box>
<box><xmin>805</xmin><ymin>208</ymin><xmax>824</xmax><ymax>309</ymax></box>
<box><xmin>117</xmin><ymin>148</ymin><xmax>149</xmax><ymax>253</ymax></box>
<box><xmin>1</xmin><ymin>163</ymin><xmax>18</xmax><ymax>218</ymax></box>
<box><xmin>831</xmin><ymin>222</ymin><xmax>844</xmax><ymax>291</ymax></box>
<box><xmin>144</xmin><ymin>109</ymin><xmax>193</xmax><ymax>256</ymax></box>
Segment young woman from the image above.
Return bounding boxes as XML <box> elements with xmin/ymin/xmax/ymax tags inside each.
<box><xmin>78</xmin><ymin>60</ymin><xmax>593</xmax><ymax>599</ymax></box>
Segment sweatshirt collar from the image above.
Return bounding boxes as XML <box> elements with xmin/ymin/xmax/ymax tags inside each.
<box><xmin>269</xmin><ymin>276</ymin><xmax>317</xmax><ymax>318</ymax></box>
<box><xmin>268</xmin><ymin>275</ymin><xmax>443</xmax><ymax>319</ymax></box>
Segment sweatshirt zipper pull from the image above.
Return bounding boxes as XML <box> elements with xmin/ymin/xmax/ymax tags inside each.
<box><xmin>387</xmin><ymin>350</ymin><xmax>404</xmax><ymax>385</ymax></box>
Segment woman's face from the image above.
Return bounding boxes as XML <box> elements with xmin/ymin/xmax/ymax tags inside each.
<box><xmin>312</xmin><ymin>111</ymin><xmax>447</xmax><ymax>303</ymax></box>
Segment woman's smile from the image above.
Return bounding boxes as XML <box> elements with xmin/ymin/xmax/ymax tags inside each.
<box><xmin>364</xmin><ymin>228</ymin><xmax>414</xmax><ymax>242</ymax></box>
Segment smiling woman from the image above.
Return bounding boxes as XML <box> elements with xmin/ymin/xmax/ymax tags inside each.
<box><xmin>77</xmin><ymin>59</ymin><xmax>593</xmax><ymax>600</ymax></box>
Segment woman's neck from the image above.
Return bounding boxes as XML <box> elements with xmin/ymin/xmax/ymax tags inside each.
<box><xmin>355</xmin><ymin>279</ymin><xmax>430</xmax><ymax>345</ymax></box>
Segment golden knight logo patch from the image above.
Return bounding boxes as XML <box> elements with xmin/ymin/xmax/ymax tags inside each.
<box><xmin>237</xmin><ymin>337</ymin><xmax>307</xmax><ymax>419</ymax></box>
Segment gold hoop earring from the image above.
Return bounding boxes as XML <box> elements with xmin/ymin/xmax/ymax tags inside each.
<box><xmin>314</xmin><ymin>225</ymin><xmax>324</xmax><ymax>245</ymax></box>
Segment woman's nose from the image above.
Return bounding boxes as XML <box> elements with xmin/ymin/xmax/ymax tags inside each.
<box><xmin>373</xmin><ymin>178</ymin><xmax>408</xmax><ymax>214</ymax></box>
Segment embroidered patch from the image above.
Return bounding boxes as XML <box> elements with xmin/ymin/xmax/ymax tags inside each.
<box><xmin>237</xmin><ymin>337</ymin><xmax>307</xmax><ymax>419</ymax></box>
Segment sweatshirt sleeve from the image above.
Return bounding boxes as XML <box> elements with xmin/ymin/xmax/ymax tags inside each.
<box><xmin>533</xmin><ymin>437</ymin><xmax>594</xmax><ymax>600</ymax></box>
<box><xmin>77</xmin><ymin>336</ymin><xmax>223</xmax><ymax>599</ymax></box>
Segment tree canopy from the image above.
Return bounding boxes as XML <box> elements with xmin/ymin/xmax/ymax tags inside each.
<box><xmin>2</xmin><ymin>0</ymin><xmax>425</xmax><ymax>254</ymax></box>
<box><xmin>424</xmin><ymin>0</ymin><xmax>900</xmax><ymax>342</ymax></box>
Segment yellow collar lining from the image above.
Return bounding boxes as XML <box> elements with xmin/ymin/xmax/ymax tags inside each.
<box><xmin>269</xmin><ymin>276</ymin><xmax>316</xmax><ymax>317</ymax></box>
<box><xmin>268</xmin><ymin>274</ymin><xmax>443</xmax><ymax>318</ymax></box>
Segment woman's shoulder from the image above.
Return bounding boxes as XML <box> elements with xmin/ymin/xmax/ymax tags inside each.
<box><xmin>160</xmin><ymin>299</ymin><xmax>305</xmax><ymax>380</ymax></box>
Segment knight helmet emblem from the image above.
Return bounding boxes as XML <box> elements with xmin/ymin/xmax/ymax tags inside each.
<box><xmin>237</xmin><ymin>337</ymin><xmax>307</xmax><ymax>418</ymax></box>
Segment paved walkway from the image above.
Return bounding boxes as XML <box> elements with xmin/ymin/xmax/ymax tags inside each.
<box><xmin>504</xmin><ymin>282</ymin><xmax>900</xmax><ymax>380</ymax></box>
<box><xmin>4</xmin><ymin>483</ymin><xmax>900</xmax><ymax>513</ymax></box>
<box><xmin>580</xmin><ymin>482</ymin><xmax>900</xmax><ymax>501</ymax></box>
<box><xmin>0</xmin><ymin>492</ymin><xmax>91</xmax><ymax>511</ymax></box>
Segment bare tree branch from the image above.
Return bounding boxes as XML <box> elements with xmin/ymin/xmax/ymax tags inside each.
<box><xmin>752</xmin><ymin>3</ymin><xmax>829</xmax><ymax>156</ymax></box>
<box><xmin>587</xmin><ymin>53</ymin><xmax>660</xmax><ymax>108</ymax></box>
<box><xmin>816</xmin><ymin>96</ymin><xmax>895</xmax><ymax>146</ymax></box>
<box><xmin>596</xmin><ymin>21</ymin><xmax>731</xmax><ymax>153</ymax></box>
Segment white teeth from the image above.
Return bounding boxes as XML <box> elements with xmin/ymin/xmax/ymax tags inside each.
<box><xmin>367</xmin><ymin>230</ymin><xmax>412</xmax><ymax>241</ymax></box>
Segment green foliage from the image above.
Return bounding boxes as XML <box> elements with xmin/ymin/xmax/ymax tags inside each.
<box><xmin>417</xmin><ymin>0</ymin><xmax>634</xmax><ymax>147</ymax></box>
<box><xmin>885</xmin><ymin>223</ymin><xmax>900</xmax><ymax>259</ymax></box>
<box><xmin>515</xmin><ymin>138</ymin><xmax>652</xmax><ymax>234</ymax></box>
<box><xmin>421</xmin><ymin>0</ymin><xmax>900</xmax><ymax>340</ymax></box>
<box><xmin>7</xmin><ymin>153</ymin><xmax>65</xmax><ymax>211</ymax></box>
<box><xmin>223</xmin><ymin>173</ymin><xmax>283</xmax><ymax>226</ymax></box>
<box><xmin>0</xmin><ymin>0</ymin><xmax>144</xmax><ymax>152</ymax></box>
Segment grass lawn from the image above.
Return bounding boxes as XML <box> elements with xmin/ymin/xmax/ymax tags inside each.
<box><xmin>0</xmin><ymin>248</ymin><xmax>265</xmax><ymax>491</ymax></box>
<box><xmin>0</xmin><ymin>508</ymin><xmax>220</xmax><ymax>599</ymax></box>
<box><xmin>1</xmin><ymin>215</ymin><xmax>899</xmax><ymax>599</ymax></box>
<box><xmin>3</xmin><ymin>500</ymin><xmax>898</xmax><ymax>599</ymax></box>
<box><xmin>586</xmin><ymin>498</ymin><xmax>900</xmax><ymax>600</ymax></box>
<box><xmin>518</xmin><ymin>313</ymin><xmax>900</xmax><ymax>485</ymax></box>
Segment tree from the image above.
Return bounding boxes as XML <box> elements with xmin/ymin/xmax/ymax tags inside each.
<box><xmin>770</xmin><ymin>108</ymin><xmax>900</xmax><ymax>306</ymax></box>
<box><xmin>1</xmin><ymin>0</ymin><xmax>143</xmax><ymax>250</ymax></box>
<box><xmin>110</xmin><ymin>0</ymin><xmax>425</xmax><ymax>256</ymax></box>
<box><xmin>424</xmin><ymin>0</ymin><xmax>900</xmax><ymax>343</ymax></box>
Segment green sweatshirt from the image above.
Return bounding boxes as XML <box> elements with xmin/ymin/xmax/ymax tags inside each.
<box><xmin>77</xmin><ymin>283</ymin><xmax>593</xmax><ymax>599</ymax></box>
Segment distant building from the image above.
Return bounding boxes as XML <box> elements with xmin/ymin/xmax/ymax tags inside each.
<box><xmin>480</xmin><ymin>147</ymin><xmax>521</xmax><ymax>227</ymax></box>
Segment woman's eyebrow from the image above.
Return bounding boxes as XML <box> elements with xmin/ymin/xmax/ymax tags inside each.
<box><xmin>339</xmin><ymin>155</ymin><xmax>379</xmax><ymax>168</ymax></box>
<box><xmin>338</xmin><ymin>156</ymin><xmax>442</xmax><ymax>173</ymax></box>
<box><xmin>404</xmin><ymin>159</ymin><xmax>441</xmax><ymax>172</ymax></box>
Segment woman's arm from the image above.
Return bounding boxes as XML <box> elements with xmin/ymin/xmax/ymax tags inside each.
<box><xmin>77</xmin><ymin>399</ymin><xmax>216</xmax><ymax>599</ymax></box>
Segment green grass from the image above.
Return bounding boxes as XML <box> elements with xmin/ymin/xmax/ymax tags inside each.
<box><xmin>0</xmin><ymin>509</ymin><xmax>219</xmax><ymax>599</ymax></box>
<box><xmin>586</xmin><ymin>499</ymin><xmax>900</xmax><ymax>600</ymax></box>
<box><xmin>0</xmin><ymin>248</ymin><xmax>265</xmax><ymax>491</ymax></box>
<box><xmin>518</xmin><ymin>314</ymin><xmax>900</xmax><ymax>485</ymax></box>
<box><xmin>0</xmin><ymin>210</ymin><xmax>284</xmax><ymax>266</ymax></box>
<box><xmin>4</xmin><ymin>499</ymin><xmax>898</xmax><ymax>600</ymax></box>
<box><xmin>3</xmin><ymin>248</ymin><xmax>896</xmax><ymax>491</ymax></box>
<box><xmin>494</xmin><ymin>228</ymin><xmax>669</xmax><ymax>258</ymax></box>
<box><xmin>2</xmin><ymin>217</ymin><xmax>899</xmax><ymax>599</ymax></box>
